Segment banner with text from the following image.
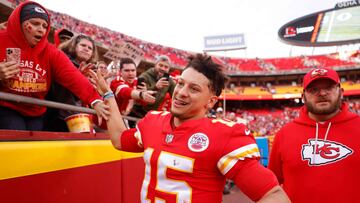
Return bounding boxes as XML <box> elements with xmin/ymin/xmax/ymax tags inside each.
<box><xmin>104</xmin><ymin>42</ymin><xmax>144</xmax><ymax>66</ymax></box>
<box><xmin>203</xmin><ymin>34</ymin><xmax>246</xmax><ymax>51</ymax></box>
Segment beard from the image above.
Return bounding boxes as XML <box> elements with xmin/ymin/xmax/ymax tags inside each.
<box><xmin>304</xmin><ymin>93</ymin><xmax>342</xmax><ymax>115</ymax></box>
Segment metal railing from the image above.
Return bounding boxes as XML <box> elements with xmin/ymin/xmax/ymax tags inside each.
<box><xmin>0</xmin><ymin>92</ymin><xmax>139</xmax><ymax>122</ymax></box>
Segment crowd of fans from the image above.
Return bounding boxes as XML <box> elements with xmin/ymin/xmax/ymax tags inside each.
<box><xmin>214</xmin><ymin>107</ymin><xmax>300</xmax><ymax>137</ymax></box>
<box><xmin>2</xmin><ymin>0</ymin><xmax>360</xmax><ymax>136</ymax></box>
<box><xmin>219</xmin><ymin>96</ymin><xmax>360</xmax><ymax>138</ymax></box>
<box><xmin>48</xmin><ymin>8</ymin><xmax>360</xmax><ymax>73</ymax></box>
<box><xmin>219</xmin><ymin>97</ymin><xmax>360</xmax><ymax>137</ymax></box>
<box><xmin>5</xmin><ymin>0</ymin><xmax>359</xmax><ymax>73</ymax></box>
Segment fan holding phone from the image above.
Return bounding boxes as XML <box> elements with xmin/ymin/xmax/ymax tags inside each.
<box><xmin>0</xmin><ymin>2</ymin><xmax>108</xmax><ymax>131</ymax></box>
<box><xmin>131</xmin><ymin>55</ymin><xmax>176</xmax><ymax>119</ymax></box>
<box><xmin>110</xmin><ymin>58</ymin><xmax>156</xmax><ymax>118</ymax></box>
<box><xmin>0</xmin><ymin>48</ymin><xmax>21</xmax><ymax>80</ymax></box>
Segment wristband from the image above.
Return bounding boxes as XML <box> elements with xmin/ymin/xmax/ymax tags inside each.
<box><xmin>103</xmin><ymin>90</ymin><xmax>113</xmax><ymax>96</ymax></box>
<box><xmin>103</xmin><ymin>91</ymin><xmax>115</xmax><ymax>99</ymax></box>
<box><xmin>139</xmin><ymin>91</ymin><xmax>144</xmax><ymax>100</ymax></box>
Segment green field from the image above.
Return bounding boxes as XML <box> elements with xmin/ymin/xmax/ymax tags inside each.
<box><xmin>317</xmin><ymin>6</ymin><xmax>360</xmax><ymax>42</ymax></box>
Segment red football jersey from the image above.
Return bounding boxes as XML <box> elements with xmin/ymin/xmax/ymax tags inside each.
<box><xmin>121</xmin><ymin>111</ymin><xmax>278</xmax><ymax>202</ymax></box>
<box><xmin>110</xmin><ymin>77</ymin><xmax>137</xmax><ymax>113</ymax></box>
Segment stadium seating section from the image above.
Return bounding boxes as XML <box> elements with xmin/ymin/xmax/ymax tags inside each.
<box><xmin>4</xmin><ymin>0</ymin><xmax>360</xmax><ymax>137</ymax></box>
<box><xmin>5</xmin><ymin>0</ymin><xmax>359</xmax><ymax>73</ymax></box>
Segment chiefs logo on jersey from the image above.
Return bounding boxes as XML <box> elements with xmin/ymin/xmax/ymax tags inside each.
<box><xmin>188</xmin><ymin>133</ymin><xmax>209</xmax><ymax>152</ymax></box>
<box><xmin>302</xmin><ymin>139</ymin><xmax>353</xmax><ymax>166</ymax></box>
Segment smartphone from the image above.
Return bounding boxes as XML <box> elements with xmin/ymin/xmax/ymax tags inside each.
<box><xmin>137</xmin><ymin>77</ymin><xmax>145</xmax><ymax>88</ymax></box>
<box><xmin>6</xmin><ymin>48</ymin><xmax>21</xmax><ymax>63</ymax></box>
<box><xmin>163</xmin><ymin>72</ymin><xmax>170</xmax><ymax>80</ymax></box>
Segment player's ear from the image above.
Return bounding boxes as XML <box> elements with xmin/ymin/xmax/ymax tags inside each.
<box><xmin>207</xmin><ymin>96</ymin><xmax>218</xmax><ymax>109</ymax></box>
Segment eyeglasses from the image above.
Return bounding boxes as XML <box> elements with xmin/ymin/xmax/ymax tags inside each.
<box><xmin>306</xmin><ymin>84</ymin><xmax>339</xmax><ymax>95</ymax></box>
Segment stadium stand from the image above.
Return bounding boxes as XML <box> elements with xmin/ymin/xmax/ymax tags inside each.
<box><xmin>2</xmin><ymin>0</ymin><xmax>360</xmax><ymax>138</ymax></box>
<box><xmin>4</xmin><ymin>0</ymin><xmax>358</xmax><ymax>73</ymax></box>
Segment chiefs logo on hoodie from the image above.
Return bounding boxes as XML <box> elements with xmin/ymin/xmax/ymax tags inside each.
<box><xmin>302</xmin><ymin>139</ymin><xmax>353</xmax><ymax>166</ymax></box>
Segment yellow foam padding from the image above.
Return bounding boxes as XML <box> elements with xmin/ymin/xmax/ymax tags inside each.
<box><xmin>0</xmin><ymin>140</ymin><xmax>143</xmax><ymax>180</ymax></box>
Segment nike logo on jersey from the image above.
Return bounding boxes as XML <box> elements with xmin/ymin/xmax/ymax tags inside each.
<box><xmin>302</xmin><ymin>139</ymin><xmax>353</xmax><ymax>166</ymax></box>
<box><xmin>245</xmin><ymin>129</ymin><xmax>251</xmax><ymax>135</ymax></box>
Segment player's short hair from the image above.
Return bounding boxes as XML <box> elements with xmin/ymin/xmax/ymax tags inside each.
<box><xmin>120</xmin><ymin>58</ymin><xmax>136</xmax><ymax>70</ymax></box>
<box><xmin>185</xmin><ymin>54</ymin><xmax>228</xmax><ymax>96</ymax></box>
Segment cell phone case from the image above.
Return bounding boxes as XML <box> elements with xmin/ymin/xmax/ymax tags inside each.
<box><xmin>6</xmin><ymin>48</ymin><xmax>21</xmax><ymax>63</ymax></box>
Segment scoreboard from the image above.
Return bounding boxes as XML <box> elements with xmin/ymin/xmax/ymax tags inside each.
<box><xmin>278</xmin><ymin>4</ymin><xmax>360</xmax><ymax>46</ymax></box>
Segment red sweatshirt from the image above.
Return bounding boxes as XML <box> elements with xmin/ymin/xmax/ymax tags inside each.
<box><xmin>268</xmin><ymin>103</ymin><xmax>360</xmax><ymax>203</ymax></box>
<box><xmin>110</xmin><ymin>77</ymin><xmax>138</xmax><ymax>114</ymax></box>
<box><xmin>0</xmin><ymin>1</ymin><xmax>101</xmax><ymax>117</ymax></box>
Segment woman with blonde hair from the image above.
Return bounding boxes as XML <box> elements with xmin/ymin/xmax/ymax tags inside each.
<box><xmin>59</xmin><ymin>34</ymin><xmax>98</xmax><ymax>66</ymax></box>
<box><xmin>45</xmin><ymin>34</ymin><xmax>101</xmax><ymax>132</ymax></box>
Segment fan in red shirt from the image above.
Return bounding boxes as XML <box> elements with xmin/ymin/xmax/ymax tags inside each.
<box><xmin>110</xmin><ymin>58</ymin><xmax>156</xmax><ymax>116</ymax></box>
<box><xmin>269</xmin><ymin>67</ymin><xmax>360</xmax><ymax>203</ymax></box>
<box><xmin>0</xmin><ymin>1</ymin><xmax>109</xmax><ymax>131</ymax></box>
<box><xmin>91</xmin><ymin>54</ymin><xmax>290</xmax><ymax>203</ymax></box>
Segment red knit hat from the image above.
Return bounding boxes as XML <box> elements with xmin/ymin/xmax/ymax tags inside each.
<box><xmin>303</xmin><ymin>67</ymin><xmax>340</xmax><ymax>89</ymax></box>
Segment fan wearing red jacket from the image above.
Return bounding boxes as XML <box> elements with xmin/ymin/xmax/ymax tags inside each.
<box><xmin>0</xmin><ymin>1</ymin><xmax>109</xmax><ymax>130</ymax></box>
<box><xmin>110</xmin><ymin>58</ymin><xmax>156</xmax><ymax>115</ymax></box>
<box><xmin>269</xmin><ymin>67</ymin><xmax>360</xmax><ymax>203</ymax></box>
<box><xmin>93</xmin><ymin>54</ymin><xmax>290</xmax><ymax>203</ymax></box>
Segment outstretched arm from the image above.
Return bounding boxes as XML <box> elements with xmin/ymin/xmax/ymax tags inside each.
<box><xmin>90</xmin><ymin>70</ymin><xmax>127</xmax><ymax>150</ymax></box>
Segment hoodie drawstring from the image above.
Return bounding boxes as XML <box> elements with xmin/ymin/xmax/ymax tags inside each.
<box><xmin>324</xmin><ymin>122</ymin><xmax>332</xmax><ymax>141</ymax></box>
<box><xmin>313</xmin><ymin>122</ymin><xmax>332</xmax><ymax>162</ymax></box>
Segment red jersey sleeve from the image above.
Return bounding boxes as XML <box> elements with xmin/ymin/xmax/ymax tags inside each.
<box><xmin>120</xmin><ymin>128</ymin><xmax>144</xmax><ymax>152</ymax></box>
<box><xmin>216</xmin><ymin>122</ymin><xmax>278</xmax><ymax>201</ymax></box>
<box><xmin>120</xmin><ymin>113</ymin><xmax>153</xmax><ymax>152</ymax></box>
<box><xmin>231</xmin><ymin>159</ymin><xmax>279</xmax><ymax>201</ymax></box>
<box><xmin>217</xmin><ymin>123</ymin><xmax>260</xmax><ymax>175</ymax></box>
<box><xmin>110</xmin><ymin>79</ymin><xmax>133</xmax><ymax>99</ymax></box>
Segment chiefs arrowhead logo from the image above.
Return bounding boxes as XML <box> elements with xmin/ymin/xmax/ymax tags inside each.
<box><xmin>302</xmin><ymin>139</ymin><xmax>353</xmax><ymax>166</ymax></box>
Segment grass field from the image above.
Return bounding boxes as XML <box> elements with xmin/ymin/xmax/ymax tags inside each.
<box><xmin>317</xmin><ymin>6</ymin><xmax>360</xmax><ymax>42</ymax></box>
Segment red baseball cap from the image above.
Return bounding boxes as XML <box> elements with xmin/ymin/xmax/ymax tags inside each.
<box><xmin>303</xmin><ymin>67</ymin><xmax>340</xmax><ymax>89</ymax></box>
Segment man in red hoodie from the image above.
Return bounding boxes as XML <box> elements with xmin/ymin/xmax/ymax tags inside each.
<box><xmin>0</xmin><ymin>1</ymin><xmax>109</xmax><ymax>131</ymax></box>
<box><xmin>269</xmin><ymin>67</ymin><xmax>360</xmax><ymax>203</ymax></box>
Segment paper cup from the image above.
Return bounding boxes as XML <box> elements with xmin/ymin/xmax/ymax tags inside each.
<box><xmin>65</xmin><ymin>113</ymin><xmax>93</xmax><ymax>133</ymax></box>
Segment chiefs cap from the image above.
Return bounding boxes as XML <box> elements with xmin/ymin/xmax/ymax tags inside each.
<box><xmin>303</xmin><ymin>67</ymin><xmax>340</xmax><ymax>89</ymax></box>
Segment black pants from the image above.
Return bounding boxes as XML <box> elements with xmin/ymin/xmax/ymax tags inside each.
<box><xmin>0</xmin><ymin>106</ymin><xmax>44</xmax><ymax>131</ymax></box>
